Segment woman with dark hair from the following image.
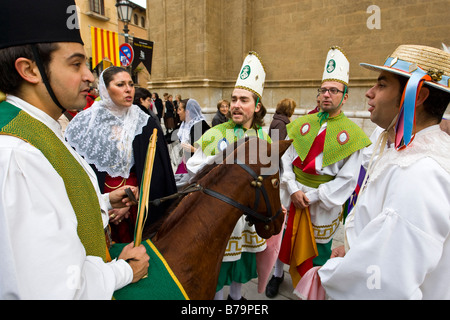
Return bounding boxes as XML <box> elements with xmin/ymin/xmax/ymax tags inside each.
<box><xmin>133</xmin><ymin>87</ymin><xmax>151</xmax><ymax>115</ymax></box>
<box><xmin>134</xmin><ymin>87</ymin><xmax>163</xmax><ymax>131</ymax></box>
<box><xmin>268</xmin><ymin>98</ymin><xmax>297</xmax><ymax>140</ymax></box>
<box><xmin>66</xmin><ymin>66</ymin><xmax>177</xmax><ymax>243</ymax></box>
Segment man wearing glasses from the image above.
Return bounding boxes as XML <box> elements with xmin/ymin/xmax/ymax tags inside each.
<box><xmin>266</xmin><ymin>46</ymin><xmax>371</xmax><ymax>297</ymax></box>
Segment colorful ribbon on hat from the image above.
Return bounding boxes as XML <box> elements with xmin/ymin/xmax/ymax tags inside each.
<box><xmin>395</xmin><ymin>71</ymin><xmax>432</xmax><ymax>150</ymax></box>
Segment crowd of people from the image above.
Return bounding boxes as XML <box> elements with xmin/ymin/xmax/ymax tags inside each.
<box><xmin>1</xmin><ymin>0</ymin><xmax>449</xmax><ymax>300</ymax></box>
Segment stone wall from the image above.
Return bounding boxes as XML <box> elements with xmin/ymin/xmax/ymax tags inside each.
<box><xmin>146</xmin><ymin>0</ymin><xmax>450</xmax><ymax>135</ymax></box>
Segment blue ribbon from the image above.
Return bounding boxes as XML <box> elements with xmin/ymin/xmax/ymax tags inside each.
<box><xmin>396</xmin><ymin>69</ymin><xmax>430</xmax><ymax>149</ymax></box>
<box><xmin>384</xmin><ymin>57</ymin><xmax>449</xmax><ymax>88</ymax></box>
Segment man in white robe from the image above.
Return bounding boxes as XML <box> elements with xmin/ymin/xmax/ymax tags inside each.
<box><xmin>267</xmin><ymin>47</ymin><xmax>370</xmax><ymax>297</ymax></box>
<box><xmin>319</xmin><ymin>44</ymin><xmax>450</xmax><ymax>299</ymax></box>
<box><xmin>0</xmin><ymin>0</ymin><xmax>149</xmax><ymax>299</ymax></box>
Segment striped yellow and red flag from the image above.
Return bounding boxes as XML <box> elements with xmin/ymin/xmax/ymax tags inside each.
<box><xmin>90</xmin><ymin>26</ymin><xmax>120</xmax><ymax>69</ymax></box>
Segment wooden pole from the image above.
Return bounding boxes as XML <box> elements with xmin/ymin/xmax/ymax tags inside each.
<box><xmin>134</xmin><ymin>128</ymin><xmax>158</xmax><ymax>247</ymax></box>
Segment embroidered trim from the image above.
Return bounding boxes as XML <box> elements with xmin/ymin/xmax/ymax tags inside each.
<box><xmin>312</xmin><ymin>212</ymin><xmax>343</xmax><ymax>241</ymax></box>
<box><xmin>300</xmin><ymin>123</ymin><xmax>311</xmax><ymax>136</ymax></box>
<box><xmin>337</xmin><ymin>130</ymin><xmax>349</xmax><ymax>145</ymax></box>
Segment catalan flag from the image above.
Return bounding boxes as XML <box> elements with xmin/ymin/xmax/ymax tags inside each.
<box><xmin>90</xmin><ymin>26</ymin><xmax>120</xmax><ymax>69</ymax></box>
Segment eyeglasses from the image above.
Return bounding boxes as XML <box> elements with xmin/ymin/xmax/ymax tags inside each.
<box><xmin>317</xmin><ymin>88</ymin><xmax>344</xmax><ymax>95</ymax></box>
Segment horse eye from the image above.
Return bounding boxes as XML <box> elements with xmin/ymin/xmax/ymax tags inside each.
<box><xmin>271</xmin><ymin>179</ymin><xmax>279</xmax><ymax>188</ymax></box>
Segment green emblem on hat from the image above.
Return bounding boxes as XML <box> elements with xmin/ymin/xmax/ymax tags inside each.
<box><xmin>240</xmin><ymin>65</ymin><xmax>251</xmax><ymax>80</ymax></box>
<box><xmin>326</xmin><ymin>59</ymin><xmax>336</xmax><ymax>73</ymax></box>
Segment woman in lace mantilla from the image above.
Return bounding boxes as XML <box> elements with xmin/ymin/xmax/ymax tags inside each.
<box><xmin>66</xmin><ymin>67</ymin><xmax>177</xmax><ymax>243</ymax></box>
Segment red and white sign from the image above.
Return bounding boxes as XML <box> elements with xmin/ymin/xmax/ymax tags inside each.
<box><xmin>119</xmin><ymin>43</ymin><xmax>134</xmax><ymax>67</ymax></box>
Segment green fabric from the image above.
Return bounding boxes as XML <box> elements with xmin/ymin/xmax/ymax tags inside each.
<box><xmin>287</xmin><ymin>112</ymin><xmax>371</xmax><ymax>167</ymax></box>
<box><xmin>0</xmin><ymin>101</ymin><xmax>107</xmax><ymax>261</ymax></box>
<box><xmin>110</xmin><ymin>240</ymin><xmax>189</xmax><ymax>300</ymax></box>
<box><xmin>317</xmin><ymin>111</ymin><xmax>330</xmax><ymax>125</ymax></box>
<box><xmin>216</xmin><ymin>252</ymin><xmax>258</xmax><ymax>292</ymax></box>
<box><xmin>196</xmin><ymin>120</ymin><xmax>271</xmax><ymax>156</ymax></box>
<box><xmin>312</xmin><ymin>241</ymin><xmax>333</xmax><ymax>266</ymax></box>
<box><xmin>293</xmin><ymin>167</ymin><xmax>335</xmax><ymax>188</ymax></box>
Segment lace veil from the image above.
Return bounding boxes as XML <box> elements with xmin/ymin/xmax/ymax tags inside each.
<box><xmin>65</xmin><ymin>68</ymin><xmax>149</xmax><ymax>178</ymax></box>
<box><xmin>177</xmin><ymin>99</ymin><xmax>206</xmax><ymax>143</ymax></box>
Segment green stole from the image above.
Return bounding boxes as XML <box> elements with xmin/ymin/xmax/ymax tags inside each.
<box><xmin>287</xmin><ymin>112</ymin><xmax>371</xmax><ymax>168</ymax></box>
<box><xmin>196</xmin><ymin>120</ymin><xmax>271</xmax><ymax>156</ymax></box>
<box><xmin>0</xmin><ymin>101</ymin><xmax>108</xmax><ymax>261</ymax></box>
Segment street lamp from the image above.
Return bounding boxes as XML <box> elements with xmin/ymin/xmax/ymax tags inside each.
<box><xmin>116</xmin><ymin>0</ymin><xmax>133</xmax><ymax>43</ymax></box>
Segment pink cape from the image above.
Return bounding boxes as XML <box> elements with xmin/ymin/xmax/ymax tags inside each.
<box><xmin>255</xmin><ymin>215</ymin><xmax>286</xmax><ymax>293</ymax></box>
<box><xmin>293</xmin><ymin>266</ymin><xmax>326</xmax><ymax>300</ymax></box>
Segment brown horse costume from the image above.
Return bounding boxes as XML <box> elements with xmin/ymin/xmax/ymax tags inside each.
<box><xmin>144</xmin><ymin>138</ymin><xmax>292</xmax><ymax>299</ymax></box>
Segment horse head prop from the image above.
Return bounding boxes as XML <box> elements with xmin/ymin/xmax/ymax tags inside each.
<box><xmin>199</xmin><ymin>137</ymin><xmax>292</xmax><ymax>239</ymax></box>
<box><xmin>143</xmin><ymin>137</ymin><xmax>292</xmax><ymax>300</ymax></box>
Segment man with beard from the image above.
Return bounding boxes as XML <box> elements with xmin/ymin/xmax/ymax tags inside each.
<box><xmin>266</xmin><ymin>46</ymin><xmax>371</xmax><ymax>297</ymax></box>
<box><xmin>187</xmin><ymin>52</ymin><xmax>271</xmax><ymax>300</ymax></box>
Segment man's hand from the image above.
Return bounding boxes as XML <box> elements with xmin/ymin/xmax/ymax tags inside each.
<box><xmin>119</xmin><ymin>242</ymin><xmax>150</xmax><ymax>283</ymax></box>
<box><xmin>181</xmin><ymin>142</ymin><xmax>196</xmax><ymax>153</ymax></box>
<box><xmin>330</xmin><ymin>245</ymin><xmax>345</xmax><ymax>258</ymax></box>
<box><xmin>109</xmin><ymin>186</ymin><xmax>139</xmax><ymax>208</ymax></box>
<box><xmin>291</xmin><ymin>190</ymin><xmax>310</xmax><ymax>209</ymax></box>
<box><xmin>108</xmin><ymin>207</ymin><xmax>130</xmax><ymax>225</ymax></box>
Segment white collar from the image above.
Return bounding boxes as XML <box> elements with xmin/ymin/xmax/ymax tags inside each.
<box><xmin>6</xmin><ymin>95</ymin><xmax>64</xmax><ymax>140</ymax></box>
<box><xmin>368</xmin><ymin>124</ymin><xmax>450</xmax><ymax>183</ymax></box>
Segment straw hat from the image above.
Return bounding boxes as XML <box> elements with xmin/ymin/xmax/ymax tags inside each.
<box><xmin>361</xmin><ymin>45</ymin><xmax>450</xmax><ymax>150</ymax></box>
<box><xmin>235</xmin><ymin>51</ymin><xmax>266</xmax><ymax>99</ymax></box>
<box><xmin>360</xmin><ymin>45</ymin><xmax>450</xmax><ymax>93</ymax></box>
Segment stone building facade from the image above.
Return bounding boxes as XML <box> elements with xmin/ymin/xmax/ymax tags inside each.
<box><xmin>75</xmin><ymin>0</ymin><xmax>150</xmax><ymax>86</ymax></box>
<box><xmin>145</xmin><ymin>0</ymin><xmax>449</xmax><ymax>134</ymax></box>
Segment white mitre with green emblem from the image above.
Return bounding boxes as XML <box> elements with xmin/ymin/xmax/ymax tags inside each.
<box><xmin>322</xmin><ymin>46</ymin><xmax>349</xmax><ymax>86</ymax></box>
<box><xmin>235</xmin><ymin>51</ymin><xmax>266</xmax><ymax>99</ymax></box>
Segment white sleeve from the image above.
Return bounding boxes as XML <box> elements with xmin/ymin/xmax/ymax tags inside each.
<box><xmin>186</xmin><ymin>147</ymin><xmax>218</xmax><ymax>177</ymax></box>
<box><xmin>0</xmin><ymin>137</ymin><xmax>132</xmax><ymax>300</ymax></box>
<box><xmin>318</xmin><ymin>208</ymin><xmax>444</xmax><ymax>299</ymax></box>
<box><xmin>280</xmin><ymin>139</ymin><xmax>301</xmax><ymax>196</ymax></box>
<box><xmin>305</xmin><ymin>149</ymin><xmax>362</xmax><ymax>208</ymax></box>
<box><xmin>319</xmin><ymin>160</ymin><xmax>450</xmax><ymax>299</ymax></box>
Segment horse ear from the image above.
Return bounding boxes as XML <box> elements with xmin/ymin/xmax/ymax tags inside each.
<box><xmin>274</xmin><ymin>139</ymin><xmax>292</xmax><ymax>158</ymax></box>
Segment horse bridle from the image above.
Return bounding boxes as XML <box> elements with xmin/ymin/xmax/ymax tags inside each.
<box><xmin>151</xmin><ymin>160</ymin><xmax>283</xmax><ymax>229</ymax></box>
<box><xmin>201</xmin><ymin>160</ymin><xmax>283</xmax><ymax>229</ymax></box>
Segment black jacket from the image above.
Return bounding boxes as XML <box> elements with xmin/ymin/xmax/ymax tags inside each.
<box><xmin>92</xmin><ymin>117</ymin><xmax>177</xmax><ymax>226</ymax></box>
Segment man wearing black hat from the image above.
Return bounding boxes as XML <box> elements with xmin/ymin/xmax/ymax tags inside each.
<box><xmin>0</xmin><ymin>1</ymin><xmax>149</xmax><ymax>299</ymax></box>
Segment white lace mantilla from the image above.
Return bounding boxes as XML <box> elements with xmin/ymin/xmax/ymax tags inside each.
<box><xmin>65</xmin><ymin>104</ymin><xmax>149</xmax><ymax>178</ymax></box>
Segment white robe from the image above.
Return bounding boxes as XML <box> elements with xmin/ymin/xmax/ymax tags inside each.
<box><xmin>319</xmin><ymin>125</ymin><xmax>450</xmax><ymax>299</ymax></box>
<box><xmin>280</xmin><ymin>123</ymin><xmax>364</xmax><ymax>243</ymax></box>
<box><xmin>0</xmin><ymin>96</ymin><xmax>132</xmax><ymax>300</ymax></box>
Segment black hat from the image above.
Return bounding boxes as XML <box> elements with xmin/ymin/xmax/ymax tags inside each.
<box><xmin>0</xmin><ymin>0</ymin><xmax>83</xmax><ymax>49</ymax></box>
